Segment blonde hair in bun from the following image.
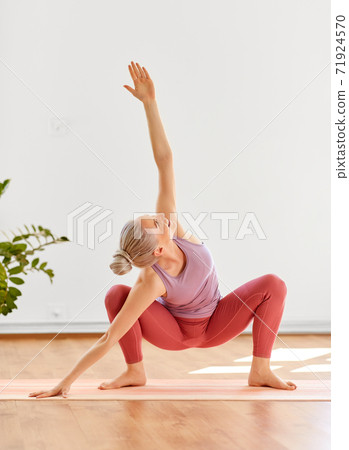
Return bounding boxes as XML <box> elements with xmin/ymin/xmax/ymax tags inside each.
<box><xmin>110</xmin><ymin>217</ymin><xmax>160</xmax><ymax>275</ymax></box>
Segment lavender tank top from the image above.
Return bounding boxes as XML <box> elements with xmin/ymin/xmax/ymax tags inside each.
<box><xmin>151</xmin><ymin>236</ymin><xmax>223</xmax><ymax>318</ymax></box>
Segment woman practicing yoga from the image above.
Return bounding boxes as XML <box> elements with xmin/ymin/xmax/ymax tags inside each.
<box><xmin>29</xmin><ymin>61</ymin><xmax>296</xmax><ymax>399</ymax></box>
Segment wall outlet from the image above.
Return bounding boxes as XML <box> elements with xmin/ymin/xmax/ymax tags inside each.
<box><xmin>49</xmin><ymin>117</ymin><xmax>70</xmax><ymax>136</ymax></box>
<box><xmin>47</xmin><ymin>303</ymin><xmax>67</xmax><ymax>321</ymax></box>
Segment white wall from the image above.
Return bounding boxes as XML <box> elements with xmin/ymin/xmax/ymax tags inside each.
<box><xmin>0</xmin><ymin>0</ymin><xmax>330</xmax><ymax>333</ymax></box>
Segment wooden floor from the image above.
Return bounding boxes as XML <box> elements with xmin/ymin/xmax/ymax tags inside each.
<box><xmin>0</xmin><ymin>333</ymin><xmax>330</xmax><ymax>450</ymax></box>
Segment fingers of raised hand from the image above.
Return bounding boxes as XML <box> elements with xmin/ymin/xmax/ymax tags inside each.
<box><xmin>128</xmin><ymin>63</ymin><xmax>137</xmax><ymax>82</ymax></box>
<box><xmin>142</xmin><ymin>66</ymin><xmax>150</xmax><ymax>79</ymax></box>
<box><xmin>131</xmin><ymin>61</ymin><xmax>143</xmax><ymax>78</ymax></box>
<box><xmin>128</xmin><ymin>61</ymin><xmax>150</xmax><ymax>81</ymax></box>
<box><xmin>136</xmin><ymin>62</ymin><xmax>147</xmax><ymax>78</ymax></box>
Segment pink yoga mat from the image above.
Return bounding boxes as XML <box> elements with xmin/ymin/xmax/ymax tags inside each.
<box><xmin>0</xmin><ymin>378</ymin><xmax>330</xmax><ymax>401</ymax></box>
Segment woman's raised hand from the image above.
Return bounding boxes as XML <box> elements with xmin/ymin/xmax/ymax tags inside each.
<box><xmin>124</xmin><ymin>61</ymin><xmax>156</xmax><ymax>103</ymax></box>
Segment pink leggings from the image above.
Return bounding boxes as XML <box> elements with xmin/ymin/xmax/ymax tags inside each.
<box><xmin>104</xmin><ymin>273</ymin><xmax>287</xmax><ymax>364</ymax></box>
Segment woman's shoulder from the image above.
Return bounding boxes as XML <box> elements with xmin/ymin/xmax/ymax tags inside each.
<box><xmin>173</xmin><ymin>221</ymin><xmax>203</xmax><ymax>245</ymax></box>
<box><xmin>138</xmin><ymin>266</ymin><xmax>167</xmax><ymax>297</ymax></box>
<box><xmin>140</xmin><ymin>265</ymin><xmax>162</xmax><ymax>280</ymax></box>
<box><xmin>175</xmin><ymin>235</ymin><xmax>203</xmax><ymax>245</ymax></box>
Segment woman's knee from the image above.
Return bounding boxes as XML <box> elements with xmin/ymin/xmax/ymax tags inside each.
<box><xmin>263</xmin><ymin>273</ymin><xmax>287</xmax><ymax>295</ymax></box>
<box><xmin>104</xmin><ymin>284</ymin><xmax>130</xmax><ymax>313</ymax></box>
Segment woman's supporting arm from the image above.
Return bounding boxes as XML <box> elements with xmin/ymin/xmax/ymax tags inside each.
<box><xmin>29</xmin><ymin>335</ymin><xmax>112</xmax><ymax>396</ymax></box>
<box><xmin>60</xmin><ymin>273</ymin><xmax>162</xmax><ymax>386</ymax></box>
<box><xmin>60</xmin><ymin>334</ymin><xmax>112</xmax><ymax>385</ymax></box>
<box><xmin>143</xmin><ymin>99</ymin><xmax>173</xmax><ymax>166</ymax></box>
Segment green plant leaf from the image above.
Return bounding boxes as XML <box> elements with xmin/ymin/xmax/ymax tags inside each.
<box><xmin>1</xmin><ymin>305</ymin><xmax>9</xmax><ymax>315</ymax></box>
<box><xmin>31</xmin><ymin>258</ymin><xmax>39</xmax><ymax>267</ymax></box>
<box><xmin>0</xmin><ymin>178</ymin><xmax>10</xmax><ymax>198</ymax></box>
<box><xmin>15</xmin><ymin>255</ymin><xmax>29</xmax><ymax>266</ymax></box>
<box><xmin>0</xmin><ymin>262</ymin><xmax>7</xmax><ymax>279</ymax></box>
<box><xmin>39</xmin><ymin>262</ymin><xmax>47</xmax><ymax>270</ymax></box>
<box><xmin>12</xmin><ymin>243</ymin><xmax>27</xmax><ymax>252</ymax></box>
<box><xmin>6</xmin><ymin>296</ymin><xmax>17</xmax><ymax>309</ymax></box>
<box><xmin>9</xmin><ymin>286</ymin><xmax>22</xmax><ymax>297</ymax></box>
<box><xmin>8</xmin><ymin>265</ymin><xmax>23</xmax><ymax>275</ymax></box>
<box><xmin>9</xmin><ymin>277</ymin><xmax>24</xmax><ymax>285</ymax></box>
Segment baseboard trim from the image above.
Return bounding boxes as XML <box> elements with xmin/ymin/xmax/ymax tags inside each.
<box><xmin>0</xmin><ymin>320</ymin><xmax>331</xmax><ymax>335</ymax></box>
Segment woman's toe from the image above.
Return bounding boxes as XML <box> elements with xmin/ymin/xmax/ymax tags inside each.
<box><xmin>287</xmin><ymin>381</ymin><xmax>297</xmax><ymax>389</ymax></box>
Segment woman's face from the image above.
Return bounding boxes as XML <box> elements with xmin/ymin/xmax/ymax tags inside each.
<box><xmin>139</xmin><ymin>213</ymin><xmax>174</xmax><ymax>245</ymax></box>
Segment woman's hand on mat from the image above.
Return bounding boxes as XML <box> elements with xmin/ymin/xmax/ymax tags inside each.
<box><xmin>28</xmin><ymin>381</ymin><xmax>71</xmax><ymax>399</ymax></box>
<box><xmin>124</xmin><ymin>61</ymin><xmax>156</xmax><ymax>103</ymax></box>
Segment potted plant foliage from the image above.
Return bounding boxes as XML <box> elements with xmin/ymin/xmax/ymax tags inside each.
<box><xmin>0</xmin><ymin>179</ymin><xmax>69</xmax><ymax>316</ymax></box>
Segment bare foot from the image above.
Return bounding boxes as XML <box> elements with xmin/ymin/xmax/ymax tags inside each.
<box><xmin>98</xmin><ymin>369</ymin><xmax>147</xmax><ymax>390</ymax></box>
<box><xmin>248</xmin><ymin>369</ymin><xmax>297</xmax><ymax>390</ymax></box>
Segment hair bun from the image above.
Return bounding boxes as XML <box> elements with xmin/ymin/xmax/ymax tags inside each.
<box><xmin>118</xmin><ymin>249</ymin><xmax>133</xmax><ymax>264</ymax></box>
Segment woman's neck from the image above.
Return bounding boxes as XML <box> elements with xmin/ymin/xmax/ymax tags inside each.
<box><xmin>157</xmin><ymin>239</ymin><xmax>184</xmax><ymax>271</ymax></box>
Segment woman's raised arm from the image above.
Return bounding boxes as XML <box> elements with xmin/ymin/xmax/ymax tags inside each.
<box><xmin>124</xmin><ymin>61</ymin><xmax>183</xmax><ymax>232</ymax></box>
<box><xmin>124</xmin><ymin>61</ymin><xmax>172</xmax><ymax>165</ymax></box>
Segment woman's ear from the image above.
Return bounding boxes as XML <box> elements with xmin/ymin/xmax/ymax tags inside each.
<box><xmin>153</xmin><ymin>246</ymin><xmax>163</xmax><ymax>258</ymax></box>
